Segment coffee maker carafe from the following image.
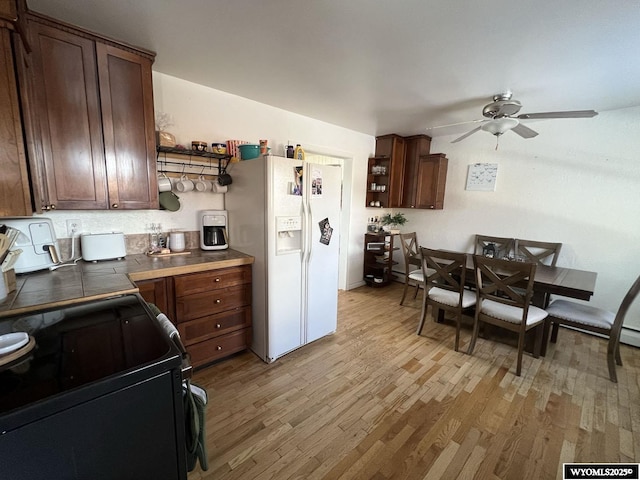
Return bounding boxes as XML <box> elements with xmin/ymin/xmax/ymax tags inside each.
<box><xmin>199</xmin><ymin>210</ymin><xmax>228</xmax><ymax>250</ymax></box>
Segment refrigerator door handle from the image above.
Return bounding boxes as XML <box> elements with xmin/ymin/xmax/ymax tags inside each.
<box><xmin>305</xmin><ymin>198</ymin><xmax>312</xmax><ymax>261</ymax></box>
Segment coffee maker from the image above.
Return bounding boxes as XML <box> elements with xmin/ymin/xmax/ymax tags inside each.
<box><xmin>199</xmin><ymin>210</ymin><xmax>228</xmax><ymax>250</ymax></box>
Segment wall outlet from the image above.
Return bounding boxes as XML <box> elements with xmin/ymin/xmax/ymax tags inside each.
<box><xmin>66</xmin><ymin>219</ymin><xmax>82</xmax><ymax>237</ymax></box>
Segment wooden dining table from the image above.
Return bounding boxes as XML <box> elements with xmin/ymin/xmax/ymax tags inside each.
<box><xmin>459</xmin><ymin>255</ymin><xmax>597</xmax><ymax>304</ymax></box>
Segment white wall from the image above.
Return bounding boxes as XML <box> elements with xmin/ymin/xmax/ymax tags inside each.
<box><xmin>401</xmin><ymin>106</ymin><xmax>640</xmax><ymax>336</ymax></box>
<box><xmin>43</xmin><ymin>72</ymin><xmax>375</xmax><ymax>290</ymax></box>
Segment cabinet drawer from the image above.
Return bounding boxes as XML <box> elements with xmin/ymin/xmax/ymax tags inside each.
<box><xmin>177</xmin><ymin>307</ymin><xmax>251</xmax><ymax>346</ymax></box>
<box><xmin>175</xmin><ymin>284</ymin><xmax>251</xmax><ymax>322</ymax></box>
<box><xmin>188</xmin><ymin>328</ymin><xmax>251</xmax><ymax>368</ymax></box>
<box><xmin>174</xmin><ymin>266</ymin><xmax>252</xmax><ymax>297</ymax></box>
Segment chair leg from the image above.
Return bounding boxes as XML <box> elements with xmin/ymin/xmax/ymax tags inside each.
<box><xmin>607</xmin><ymin>337</ymin><xmax>619</xmax><ymax>383</ymax></box>
<box><xmin>416</xmin><ymin>296</ymin><xmax>428</xmax><ymax>335</ymax></box>
<box><xmin>615</xmin><ymin>343</ymin><xmax>623</xmax><ymax>366</ymax></box>
<box><xmin>454</xmin><ymin>313</ymin><xmax>461</xmax><ymax>352</ymax></box>
<box><xmin>400</xmin><ymin>277</ymin><xmax>409</xmax><ymax>305</ymax></box>
<box><xmin>412</xmin><ymin>283</ymin><xmax>420</xmax><ymax>300</ymax></box>
<box><xmin>467</xmin><ymin>315</ymin><xmax>480</xmax><ymax>355</ymax></box>
<box><xmin>540</xmin><ymin>318</ymin><xmax>551</xmax><ymax>357</ymax></box>
<box><xmin>516</xmin><ymin>331</ymin><xmax>525</xmax><ymax>376</ymax></box>
<box><xmin>550</xmin><ymin>322</ymin><xmax>559</xmax><ymax>343</ymax></box>
<box><xmin>532</xmin><ymin>324</ymin><xmax>543</xmax><ymax>359</ymax></box>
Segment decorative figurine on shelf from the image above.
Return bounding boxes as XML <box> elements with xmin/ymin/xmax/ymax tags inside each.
<box><xmin>155</xmin><ymin>111</ymin><xmax>176</xmax><ymax>147</ymax></box>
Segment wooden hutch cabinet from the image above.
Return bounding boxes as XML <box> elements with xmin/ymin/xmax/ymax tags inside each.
<box><xmin>367</xmin><ymin>133</ymin><xmax>448</xmax><ymax>210</ymax></box>
<box><xmin>17</xmin><ymin>11</ymin><xmax>158</xmax><ymax>211</ymax></box>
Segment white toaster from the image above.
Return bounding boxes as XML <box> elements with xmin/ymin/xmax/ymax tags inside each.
<box><xmin>81</xmin><ymin>232</ymin><xmax>127</xmax><ymax>262</ymax></box>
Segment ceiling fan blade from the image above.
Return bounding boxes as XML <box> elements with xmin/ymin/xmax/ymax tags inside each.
<box><xmin>427</xmin><ymin>118</ymin><xmax>485</xmax><ymax>130</ymax></box>
<box><xmin>511</xmin><ymin>123</ymin><xmax>538</xmax><ymax>139</ymax></box>
<box><xmin>451</xmin><ymin>126</ymin><xmax>482</xmax><ymax>143</ymax></box>
<box><xmin>517</xmin><ymin>110</ymin><xmax>598</xmax><ymax>120</ymax></box>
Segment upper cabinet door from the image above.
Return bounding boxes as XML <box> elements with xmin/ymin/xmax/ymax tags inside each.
<box><xmin>0</xmin><ymin>27</ymin><xmax>32</xmax><ymax>216</ymax></box>
<box><xmin>415</xmin><ymin>154</ymin><xmax>448</xmax><ymax>210</ymax></box>
<box><xmin>29</xmin><ymin>21</ymin><xmax>108</xmax><ymax>210</ymax></box>
<box><xmin>375</xmin><ymin>134</ymin><xmax>405</xmax><ymax>208</ymax></box>
<box><xmin>97</xmin><ymin>44</ymin><xmax>157</xmax><ymax>210</ymax></box>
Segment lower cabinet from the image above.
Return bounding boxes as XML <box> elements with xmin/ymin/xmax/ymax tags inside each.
<box><xmin>174</xmin><ymin>265</ymin><xmax>252</xmax><ymax>368</ymax></box>
<box><xmin>136</xmin><ymin>277</ymin><xmax>169</xmax><ymax>314</ymax></box>
<box><xmin>136</xmin><ymin>264</ymin><xmax>253</xmax><ymax>369</ymax></box>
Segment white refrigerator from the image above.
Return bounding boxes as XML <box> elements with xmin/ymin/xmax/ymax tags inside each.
<box><xmin>225</xmin><ymin>155</ymin><xmax>341</xmax><ymax>362</ymax></box>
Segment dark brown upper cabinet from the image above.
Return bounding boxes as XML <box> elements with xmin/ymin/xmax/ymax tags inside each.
<box><xmin>374</xmin><ymin>134</ymin><xmax>405</xmax><ymax>208</ymax></box>
<box><xmin>414</xmin><ymin>153</ymin><xmax>448</xmax><ymax>209</ymax></box>
<box><xmin>368</xmin><ymin>133</ymin><xmax>448</xmax><ymax>210</ymax></box>
<box><xmin>19</xmin><ymin>12</ymin><xmax>158</xmax><ymax>211</ymax></box>
<box><xmin>0</xmin><ymin>23</ymin><xmax>32</xmax><ymax>216</ymax></box>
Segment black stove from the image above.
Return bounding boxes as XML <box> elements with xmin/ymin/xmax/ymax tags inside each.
<box><xmin>0</xmin><ymin>294</ymin><xmax>187</xmax><ymax>480</ymax></box>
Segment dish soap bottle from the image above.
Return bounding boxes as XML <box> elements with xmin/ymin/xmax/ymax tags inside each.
<box><xmin>294</xmin><ymin>144</ymin><xmax>305</xmax><ymax>160</ymax></box>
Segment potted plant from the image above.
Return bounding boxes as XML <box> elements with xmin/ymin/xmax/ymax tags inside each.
<box><xmin>380</xmin><ymin>212</ymin><xmax>407</xmax><ymax>234</ymax></box>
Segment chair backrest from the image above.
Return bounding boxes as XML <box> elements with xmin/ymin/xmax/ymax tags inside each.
<box><xmin>515</xmin><ymin>239</ymin><xmax>562</xmax><ymax>266</ymax></box>
<box><xmin>421</xmin><ymin>247</ymin><xmax>467</xmax><ymax>295</ymax></box>
<box><xmin>399</xmin><ymin>232</ymin><xmax>420</xmax><ymax>268</ymax></box>
<box><xmin>610</xmin><ymin>274</ymin><xmax>640</xmax><ymax>341</ymax></box>
<box><xmin>472</xmin><ymin>254</ymin><xmax>537</xmax><ymax>312</ymax></box>
<box><xmin>474</xmin><ymin>235</ymin><xmax>515</xmax><ymax>259</ymax></box>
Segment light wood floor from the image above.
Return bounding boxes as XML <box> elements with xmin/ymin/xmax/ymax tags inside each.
<box><xmin>187</xmin><ymin>283</ymin><xmax>640</xmax><ymax>480</ymax></box>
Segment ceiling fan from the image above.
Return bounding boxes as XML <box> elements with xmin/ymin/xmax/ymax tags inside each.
<box><xmin>429</xmin><ymin>92</ymin><xmax>598</xmax><ymax>144</ymax></box>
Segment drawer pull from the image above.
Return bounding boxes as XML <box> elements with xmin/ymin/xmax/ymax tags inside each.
<box><xmin>215</xmin><ymin>299</ymin><xmax>222</xmax><ymax>304</ymax></box>
<box><xmin>215</xmin><ymin>323</ymin><xmax>221</xmax><ymax>329</ymax></box>
<box><xmin>214</xmin><ymin>278</ymin><xmax>221</xmax><ymax>282</ymax></box>
<box><xmin>217</xmin><ymin>345</ymin><xmax>222</xmax><ymax>350</ymax></box>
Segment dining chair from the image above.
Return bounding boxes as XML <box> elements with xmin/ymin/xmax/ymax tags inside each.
<box><xmin>474</xmin><ymin>234</ymin><xmax>515</xmax><ymax>259</ymax></box>
<box><xmin>513</xmin><ymin>239</ymin><xmax>563</xmax><ymax>307</ymax></box>
<box><xmin>416</xmin><ymin>248</ymin><xmax>476</xmax><ymax>352</ymax></box>
<box><xmin>468</xmin><ymin>255</ymin><xmax>548</xmax><ymax>376</ymax></box>
<box><xmin>398</xmin><ymin>232</ymin><xmax>424</xmax><ymax>305</ymax></box>
<box><xmin>544</xmin><ymin>274</ymin><xmax>640</xmax><ymax>383</ymax></box>
<box><xmin>514</xmin><ymin>239</ymin><xmax>562</xmax><ymax>266</ymax></box>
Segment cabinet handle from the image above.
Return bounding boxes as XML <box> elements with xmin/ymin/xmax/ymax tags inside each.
<box><xmin>214</xmin><ymin>278</ymin><xmax>221</xmax><ymax>282</ymax></box>
<box><xmin>215</xmin><ymin>299</ymin><xmax>221</xmax><ymax>304</ymax></box>
<box><xmin>217</xmin><ymin>345</ymin><xmax>222</xmax><ymax>351</ymax></box>
<box><xmin>112</xmin><ymin>203</ymin><xmax>119</xmax><ymax>209</ymax></box>
<box><xmin>429</xmin><ymin>205</ymin><xmax>434</xmax><ymax>209</ymax></box>
<box><xmin>215</xmin><ymin>323</ymin><xmax>221</xmax><ymax>329</ymax></box>
<box><xmin>50</xmin><ymin>204</ymin><xmax>56</xmax><ymax>210</ymax></box>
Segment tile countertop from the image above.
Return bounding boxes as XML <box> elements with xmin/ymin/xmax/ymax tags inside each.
<box><xmin>0</xmin><ymin>249</ymin><xmax>254</xmax><ymax>318</ymax></box>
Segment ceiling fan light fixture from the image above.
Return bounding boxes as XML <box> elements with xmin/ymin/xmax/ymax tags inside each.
<box><xmin>481</xmin><ymin>117</ymin><xmax>519</xmax><ymax>136</ymax></box>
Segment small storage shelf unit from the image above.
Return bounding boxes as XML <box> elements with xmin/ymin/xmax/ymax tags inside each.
<box><xmin>156</xmin><ymin>146</ymin><xmax>232</xmax><ymax>177</ymax></box>
<box><xmin>363</xmin><ymin>233</ymin><xmax>397</xmax><ymax>287</ymax></box>
<box><xmin>366</xmin><ymin>157</ymin><xmax>391</xmax><ymax>208</ymax></box>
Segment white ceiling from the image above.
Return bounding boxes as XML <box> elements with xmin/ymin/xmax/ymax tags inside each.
<box><xmin>28</xmin><ymin>0</ymin><xmax>640</xmax><ymax>138</ymax></box>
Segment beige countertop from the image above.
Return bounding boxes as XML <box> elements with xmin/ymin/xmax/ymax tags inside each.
<box><xmin>0</xmin><ymin>249</ymin><xmax>254</xmax><ymax>318</ymax></box>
